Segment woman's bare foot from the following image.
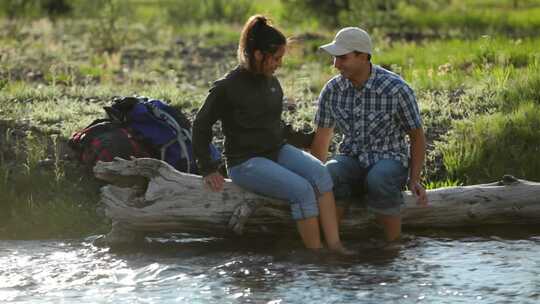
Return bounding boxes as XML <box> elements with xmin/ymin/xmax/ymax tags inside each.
<box><xmin>328</xmin><ymin>244</ymin><xmax>356</xmax><ymax>256</ymax></box>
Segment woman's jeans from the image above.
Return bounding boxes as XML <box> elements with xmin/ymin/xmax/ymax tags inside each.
<box><xmin>228</xmin><ymin>144</ymin><xmax>333</xmax><ymax>220</ymax></box>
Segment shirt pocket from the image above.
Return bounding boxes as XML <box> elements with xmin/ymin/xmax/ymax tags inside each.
<box><xmin>365</xmin><ymin>111</ymin><xmax>394</xmax><ymax>141</ymax></box>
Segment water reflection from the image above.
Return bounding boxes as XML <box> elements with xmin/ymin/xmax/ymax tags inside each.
<box><xmin>1</xmin><ymin>226</ymin><xmax>539</xmax><ymax>303</ymax></box>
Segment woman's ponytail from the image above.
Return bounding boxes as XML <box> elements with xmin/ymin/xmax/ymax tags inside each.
<box><xmin>237</xmin><ymin>15</ymin><xmax>286</xmax><ymax>72</ymax></box>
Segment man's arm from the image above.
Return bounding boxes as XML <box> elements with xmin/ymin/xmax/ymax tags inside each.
<box><xmin>407</xmin><ymin>127</ymin><xmax>428</xmax><ymax>206</ymax></box>
<box><xmin>311</xmin><ymin>127</ymin><xmax>334</xmax><ymax>163</ymax></box>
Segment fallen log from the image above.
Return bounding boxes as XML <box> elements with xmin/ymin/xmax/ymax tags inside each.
<box><xmin>93</xmin><ymin>158</ymin><xmax>540</xmax><ymax>246</ymax></box>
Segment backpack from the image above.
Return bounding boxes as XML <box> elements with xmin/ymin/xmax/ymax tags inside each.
<box><xmin>69</xmin><ymin>96</ymin><xmax>221</xmax><ymax>174</ymax></box>
<box><xmin>68</xmin><ymin>119</ymin><xmax>151</xmax><ymax>167</ymax></box>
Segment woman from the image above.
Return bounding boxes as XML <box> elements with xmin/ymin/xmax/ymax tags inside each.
<box><xmin>192</xmin><ymin>15</ymin><xmax>349</xmax><ymax>254</ymax></box>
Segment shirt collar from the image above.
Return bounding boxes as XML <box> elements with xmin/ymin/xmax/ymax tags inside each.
<box><xmin>363</xmin><ymin>64</ymin><xmax>377</xmax><ymax>90</ymax></box>
<box><xmin>335</xmin><ymin>75</ymin><xmax>351</xmax><ymax>92</ymax></box>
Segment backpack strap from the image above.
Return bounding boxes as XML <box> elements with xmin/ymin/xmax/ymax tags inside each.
<box><xmin>176</xmin><ymin>128</ymin><xmax>193</xmax><ymax>173</ymax></box>
<box><xmin>146</xmin><ymin>101</ymin><xmax>195</xmax><ymax>173</ymax></box>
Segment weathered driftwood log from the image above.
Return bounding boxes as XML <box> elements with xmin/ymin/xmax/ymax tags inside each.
<box><xmin>94</xmin><ymin>158</ymin><xmax>540</xmax><ymax>246</ymax></box>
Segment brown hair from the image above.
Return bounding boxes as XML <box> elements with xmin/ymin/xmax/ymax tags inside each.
<box><xmin>237</xmin><ymin>15</ymin><xmax>287</xmax><ymax>72</ymax></box>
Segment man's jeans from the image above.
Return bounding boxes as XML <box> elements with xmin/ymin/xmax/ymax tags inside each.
<box><xmin>326</xmin><ymin>156</ymin><xmax>408</xmax><ymax>215</ymax></box>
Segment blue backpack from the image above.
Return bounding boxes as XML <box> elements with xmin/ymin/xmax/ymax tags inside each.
<box><xmin>105</xmin><ymin>96</ymin><xmax>220</xmax><ymax>174</ymax></box>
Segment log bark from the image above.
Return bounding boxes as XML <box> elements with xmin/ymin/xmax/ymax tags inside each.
<box><xmin>93</xmin><ymin>158</ymin><xmax>540</xmax><ymax>246</ymax></box>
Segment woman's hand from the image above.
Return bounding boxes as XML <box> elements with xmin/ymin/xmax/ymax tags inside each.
<box><xmin>203</xmin><ymin>172</ymin><xmax>225</xmax><ymax>192</ymax></box>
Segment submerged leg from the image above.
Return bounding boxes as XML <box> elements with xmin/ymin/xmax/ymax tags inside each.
<box><xmin>376</xmin><ymin>214</ymin><xmax>402</xmax><ymax>242</ymax></box>
<box><xmin>228</xmin><ymin>157</ymin><xmax>322</xmax><ymax>250</ymax></box>
<box><xmin>296</xmin><ymin>217</ymin><xmax>323</xmax><ymax>249</ymax></box>
<box><xmin>319</xmin><ymin>191</ymin><xmax>354</xmax><ymax>255</ymax></box>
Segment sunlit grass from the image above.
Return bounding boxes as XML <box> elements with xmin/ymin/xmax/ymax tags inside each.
<box><xmin>424</xmin><ymin>178</ymin><xmax>463</xmax><ymax>190</ymax></box>
<box><xmin>377</xmin><ymin>37</ymin><xmax>540</xmax><ymax>90</ymax></box>
<box><xmin>398</xmin><ymin>1</ymin><xmax>540</xmax><ymax>37</ymax></box>
<box><xmin>438</xmin><ymin>101</ymin><xmax>540</xmax><ymax>184</ymax></box>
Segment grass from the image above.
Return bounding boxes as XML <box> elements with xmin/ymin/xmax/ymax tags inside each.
<box><xmin>0</xmin><ymin>129</ymin><xmax>108</xmax><ymax>239</ymax></box>
<box><xmin>2</xmin><ymin>0</ymin><xmax>540</xmax><ymax>238</ymax></box>
<box><xmin>438</xmin><ymin>101</ymin><xmax>540</xmax><ymax>184</ymax></box>
<box><xmin>397</xmin><ymin>0</ymin><xmax>540</xmax><ymax>37</ymax></box>
<box><xmin>376</xmin><ymin>36</ymin><xmax>540</xmax><ymax>91</ymax></box>
<box><xmin>424</xmin><ymin>178</ymin><xmax>463</xmax><ymax>190</ymax></box>
<box><xmin>0</xmin><ymin>171</ymin><xmax>107</xmax><ymax>239</ymax></box>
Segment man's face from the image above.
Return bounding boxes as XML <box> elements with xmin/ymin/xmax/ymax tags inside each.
<box><xmin>333</xmin><ymin>52</ymin><xmax>368</xmax><ymax>79</ymax></box>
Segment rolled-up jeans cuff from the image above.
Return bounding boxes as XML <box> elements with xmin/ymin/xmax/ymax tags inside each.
<box><xmin>290</xmin><ymin>201</ymin><xmax>319</xmax><ymax>220</ymax></box>
<box><xmin>315</xmin><ymin>173</ymin><xmax>334</xmax><ymax>197</ymax></box>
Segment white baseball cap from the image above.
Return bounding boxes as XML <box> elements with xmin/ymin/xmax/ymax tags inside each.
<box><xmin>320</xmin><ymin>27</ymin><xmax>372</xmax><ymax>56</ymax></box>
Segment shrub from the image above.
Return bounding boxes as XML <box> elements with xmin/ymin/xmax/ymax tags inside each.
<box><xmin>281</xmin><ymin>0</ymin><xmax>349</xmax><ymax>27</ymax></box>
<box><xmin>73</xmin><ymin>0</ymin><xmax>134</xmax><ymax>53</ymax></box>
<box><xmin>0</xmin><ymin>0</ymin><xmax>72</xmax><ymax>19</ymax></box>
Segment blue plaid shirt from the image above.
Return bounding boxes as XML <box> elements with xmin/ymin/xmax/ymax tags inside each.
<box><xmin>315</xmin><ymin>64</ymin><xmax>422</xmax><ymax>168</ymax></box>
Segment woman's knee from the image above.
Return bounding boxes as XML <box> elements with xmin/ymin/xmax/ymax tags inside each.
<box><xmin>287</xmin><ymin>178</ymin><xmax>317</xmax><ymax>203</ymax></box>
<box><xmin>307</xmin><ymin>162</ymin><xmax>333</xmax><ymax>194</ymax></box>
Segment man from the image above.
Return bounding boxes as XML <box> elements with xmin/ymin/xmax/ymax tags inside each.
<box><xmin>311</xmin><ymin>27</ymin><xmax>428</xmax><ymax>242</ymax></box>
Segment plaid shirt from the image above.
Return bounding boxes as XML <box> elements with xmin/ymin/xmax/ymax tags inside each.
<box><xmin>315</xmin><ymin>64</ymin><xmax>422</xmax><ymax>168</ymax></box>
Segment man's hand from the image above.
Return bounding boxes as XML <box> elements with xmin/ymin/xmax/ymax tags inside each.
<box><xmin>203</xmin><ymin>172</ymin><xmax>225</xmax><ymax>192</ymax></box>
<box><xmin>408</xmin><ymin>179</ymin><xmax>428</xmax><ymax>206</ymax></box>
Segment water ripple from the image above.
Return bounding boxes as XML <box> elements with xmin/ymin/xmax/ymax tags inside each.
<box><xmin>1</xmin><ymin>231</ymin><xmax>539</xmax><ymax>303</ymax></box>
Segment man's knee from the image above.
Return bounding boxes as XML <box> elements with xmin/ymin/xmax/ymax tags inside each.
<box><xmin>325</xmin><ymin>156</ymin><xmax>366</xmax><ymax>201</ymax></box>
<box><xmin>367</xmin><ymin>173</ymin><xmax>398</xmax><ymax>197</ymax></box>
<box><xmin>325</xmin><ymin>159</ymin><xmax>341</xmax><ymax>183</ymax></box>
<box><xmin>366</xmin><ymin>161</ymin><xmax>406</xmax><ymax>198</ymax></box>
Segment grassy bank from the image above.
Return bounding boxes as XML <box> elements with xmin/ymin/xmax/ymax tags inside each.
<box><xmin>1</xmin><ymin>0</ymin><xmax>540</xmax><ymax>238</ymax></box>
<box><xmin>0</xmin><ymin>125</ymin><xmax>109</xmax><ymax>239</ymax></box>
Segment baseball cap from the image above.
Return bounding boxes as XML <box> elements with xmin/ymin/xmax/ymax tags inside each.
<box><xmin>320</xmin><ymin>27</ymin><xmax>372</xmax><ymax>56</ymax></box>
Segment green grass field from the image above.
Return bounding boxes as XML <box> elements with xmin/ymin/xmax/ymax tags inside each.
<box><xmin>1</xmin><ymin>0</ymin><xmax>539</xmax><ymax>238</ymax></box>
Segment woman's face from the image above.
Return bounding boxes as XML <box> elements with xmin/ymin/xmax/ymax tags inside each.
<box><xmin>255</xmin><ymin>45</ymin><xmax>286</xmax><ymax>77</ymax></box>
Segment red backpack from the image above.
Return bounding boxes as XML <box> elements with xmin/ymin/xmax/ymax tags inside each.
<box><xmin>68</xmin><ymin>119</ymin><xmax>152</xmax><ymax>167</ymax></box>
